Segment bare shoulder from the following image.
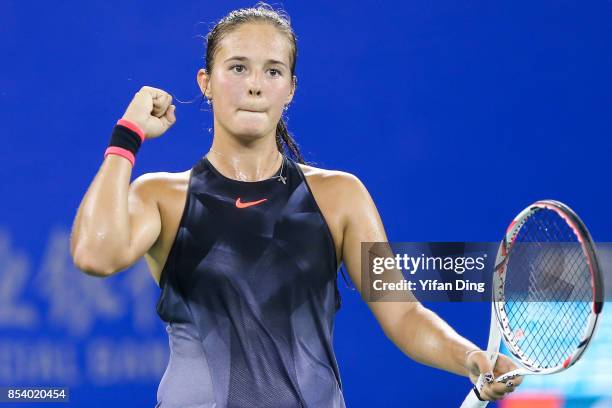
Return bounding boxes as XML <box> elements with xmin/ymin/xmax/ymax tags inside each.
<box><xmin>129</xmin><ymin>170</ymin><xmax>191</xmax><ymax>251</ymax></box>
<box><xmin>129</xmin><ymin>169</ymin><xmax>192</xmax><ymax>284</ymax></box>
<box><xmin>131</xmin><ymin>170</ymin><xmax>191</xmax><ymax>189</ymax></box>
<box><xmin>130</xmin><ymin>169</ymin><xmax>191</xmax><ymax>203</ymax></box>
<box><xmin>297</xmin><ymin>163</ymin><xmax>371</xmax><ymax>264</ymax></box>
<box><xmin>297</xmin><ymin>162</ymin><xmax>368</xmax><ymax>199</ymax></box>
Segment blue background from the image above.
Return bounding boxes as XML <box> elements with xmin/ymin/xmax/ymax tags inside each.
<box><xmin>1</xmin><ymin>0</ymin><xmax>611</xmax><ymax>407</ymax></box>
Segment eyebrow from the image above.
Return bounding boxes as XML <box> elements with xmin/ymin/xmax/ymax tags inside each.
<box><xmin>224</xmin><ymin>56</ymin><xmax>288</xmax><ymax>68</ymax></box>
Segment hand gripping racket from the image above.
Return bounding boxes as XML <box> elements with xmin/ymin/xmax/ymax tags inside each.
<box><xmin>460</xmin><ymin>200</ymin><xmax>604</xmax><ymax>407</ymax></box>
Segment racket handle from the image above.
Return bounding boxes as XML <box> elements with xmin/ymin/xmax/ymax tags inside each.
<box><xmin>459</xmin><ymin>387</ymin><xmax>489</xmax><ymax>408</ymax></box>
<box><xmin>459</xmin><ymin>374</ymin><xmax>489</xmax><ymax>408</ymax></box>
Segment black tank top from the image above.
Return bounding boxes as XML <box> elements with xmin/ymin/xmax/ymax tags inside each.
<box><xmin>155</xmin><ymin>154</ymin><xmax>345</xmax><ymax>408</ymax></box>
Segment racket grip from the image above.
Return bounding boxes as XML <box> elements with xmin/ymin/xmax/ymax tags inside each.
<box><xmin>459</xmin><ymin>374</ymin><xmax>489</xmax><ymax>408</ymax></box>
<box><xmin>459</xmin><ymin>388</ymin><xmax>489</xmax><ymax>408</ymax></box>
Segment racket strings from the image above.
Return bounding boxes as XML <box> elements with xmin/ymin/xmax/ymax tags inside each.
<box><xmin>504</xmin><ymin>302</ymin><xmax>590</xmax><ymax>369</ymax></box>
<box><xmin>500</xmin><ymin>208</ymin><xmax>592</xmax><ymax>370</ymax></box>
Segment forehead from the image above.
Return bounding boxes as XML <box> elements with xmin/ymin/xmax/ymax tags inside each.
<box><xmin>216</xmin><ymin>22</ymin><xmax>292</xmax><ymax>64</ymax></box>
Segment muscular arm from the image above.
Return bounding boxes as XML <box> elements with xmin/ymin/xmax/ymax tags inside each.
<box><xmin>71</xmin><ymin>86</ymin><xmax>176</xmax><ymax>277</ymax></box>
<box><xmin>70</xmin><ymin>155</ymin><xmax>161</xmax><ymax>277</ymax></box>
<box><xmin>338</xmin><ymin>173</ymin><xmax>477</xmax><ymax>376</ymax></box>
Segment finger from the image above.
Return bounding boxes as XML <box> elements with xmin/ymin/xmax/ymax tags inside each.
<box><xmin>139</xmin><ymin>87</ymin><xmax>163</xmax><ymax>106</ymax></box>
<box><xmin>504</xmin><ymin>384</ymin><xmax>517</xmax><ymax>394</ymax></box>
<box><xmin>160</xmin><ymin>93</ymin><xmax>172</xmax><ymax>112</ymax></box>
<box><xmin>471</xmin><ymin>352</ymin><xmax>494</xmax><ymax>381</ymax></box>
<box><xmin>481</xmin><ymin>384</ymin><xmax>505</xmax><ymax>400</ymax></box>
<box><xmin>503</xmin><ymin>379</ymin><xmax>519</xmax><ymax>393</ymax></box>
<box><xmin>162</xmin><ymin>105</ymin><xmax>176</xmax><ymax>127</ymax></box>
<box><xmin>495</xmin><ymin>374</ymin><xmax>522</xmax><ymax>389</ymax></box>
<box><xmin>152</xmin><ymin>93</ymin><xmax>171</xmax><ymax>117</ymax></box>
<box><xmin>489</xmin><ymin>380</ymin><xmax>511</xmax><ymax>396</ymax></box>
<box><xmin>477</xmin><ymin>387</ymin><xmax>493</xmax><ymax>401</ymax></box>
<box><xmin>154</xmin><ymin>91</ymin><xmax>170</xmax><ymax>105</ymax></box>
<box><xmin>479</xmin><ymin>388</ymin><xmax>498</xmax><ymax>401</ymax></box>
<box><xmin>142</xmin><ymin>86</ymin><xmax>165</xmax><ymax>98</ymax></box>
<box><xmin>511</xmin><ymin>375</ymin><xmax>524</xmax><ymax>386</ymax></box>
<box><xmin>133</xmin><ymin>89</ymin><xmax>154</xmax><ymax>106</ymax></box>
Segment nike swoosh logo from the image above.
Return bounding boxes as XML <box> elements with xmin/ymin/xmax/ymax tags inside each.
<box><xmin>235</xmin><ymin>197</ymin><xmax>268</xmax><ymax>208</ymax></box>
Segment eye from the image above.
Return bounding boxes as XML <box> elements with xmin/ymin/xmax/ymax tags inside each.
<box><xmin>230</xmin><ymin>64</ymin><xmax>245</xmax><ymax>73</ymax></box>
<box><xmin>268</xmin><ymin>68</ymin><xmax>282</xmax><ymax>77</ymax></box>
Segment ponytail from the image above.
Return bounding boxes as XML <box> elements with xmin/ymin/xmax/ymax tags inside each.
<box><xmin>275</xmin><ymin>118</ymin><xmax>305</xmax><ymax>164</ymax></box>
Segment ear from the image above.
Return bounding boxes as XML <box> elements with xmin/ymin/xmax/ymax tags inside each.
<box><xmin>285</xmin><ymin>75</ymin><xmax>297</xmax><ymax>105</ymax></box>
<box><xmin>197</xmin><ymin>68</ymin><xmax>213</xmax><ymax>99</ymax></box>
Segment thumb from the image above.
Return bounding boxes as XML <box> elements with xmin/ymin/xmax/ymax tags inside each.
<box><xmin>163</xmin><ymin>105</ymin><xmax>177</xmax><ymax>127</ymax></box>
<box><xmin>468</xmin><ymin>351</ymin><xmax>494</xmax><ymax>384</ymax></box>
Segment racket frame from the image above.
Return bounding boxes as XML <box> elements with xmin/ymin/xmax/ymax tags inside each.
<box><xmin>460</xmin><ymin>200</ymin><xmax>603</xmax><ymax>406</ymax></box>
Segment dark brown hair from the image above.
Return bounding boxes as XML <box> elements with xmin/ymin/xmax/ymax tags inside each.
<box><xmin>204</xmin><ymin>2</ymin><xmax>304</xmax><ymax>164</ymax></box>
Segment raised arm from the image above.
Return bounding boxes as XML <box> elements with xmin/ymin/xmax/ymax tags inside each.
<box><xmin>70</xmin><ymin>86</ymin><xmax>176</xmax><ymax>277</ymax></box>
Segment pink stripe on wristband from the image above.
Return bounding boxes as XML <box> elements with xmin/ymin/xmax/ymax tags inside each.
<box><xmin>116</xmin><ymin>118</ymin><xmax>146</xmax><ymax>142</ymax></box>
<box><xmin>105</xmin><ymin>146</ymin><xmax>136</xmax><ymax>166</ymax></box>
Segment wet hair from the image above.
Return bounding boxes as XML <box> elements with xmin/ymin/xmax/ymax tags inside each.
<box><xmin>204</xmin><ymin>2</ymin><xmax>304</xmax><ymax>164</ymax></box>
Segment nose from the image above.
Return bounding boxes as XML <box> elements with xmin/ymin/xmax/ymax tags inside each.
<box><xmin>248</xmin><ymin>71</ymin><xmax>262</xmax><ymax>97</ymax></box>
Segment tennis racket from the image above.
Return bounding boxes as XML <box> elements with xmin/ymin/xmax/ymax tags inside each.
<box><xmin>460</xmin><ymin>200</ymin><xmax>604</xmax><ymax>407</ymax></box>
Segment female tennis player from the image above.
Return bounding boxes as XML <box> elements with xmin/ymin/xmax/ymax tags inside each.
<box><xmin>70</xmin><ymin>4</ymin><xmax>522</xmax><ymax>407</ymax></box>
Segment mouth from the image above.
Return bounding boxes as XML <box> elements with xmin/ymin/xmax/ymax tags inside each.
<box><xmin>239</xmin><ymin>108</ymin><xmax>265</xmax><ymax>113</ymax></box>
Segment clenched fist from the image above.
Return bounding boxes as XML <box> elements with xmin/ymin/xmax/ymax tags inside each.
<box><xmin>122</xmin><ymin>86</ymin><xmax>176</xmax><ymax>139</ymax></box>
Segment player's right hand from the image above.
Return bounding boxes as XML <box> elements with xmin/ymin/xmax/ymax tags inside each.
<box><xmin>121</xmin><ymin>86</ymin><xmax>177</xmax><ymax>139</ymax></box>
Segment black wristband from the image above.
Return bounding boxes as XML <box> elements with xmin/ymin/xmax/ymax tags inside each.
<box><xmin>109</xmin><ymin>124</ymin><xmax>143</xmax><ymax>156</ymax></box>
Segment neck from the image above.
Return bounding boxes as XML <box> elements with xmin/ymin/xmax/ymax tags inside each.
<box><xmin>207</xmin><ymin>128</ymin><xmax>282</xmax><ymax>182</ymax></box>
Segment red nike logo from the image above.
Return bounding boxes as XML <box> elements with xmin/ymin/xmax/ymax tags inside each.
<box><xmin>235</xmin><ymin>197</ymin><xmax>268</xmax><ymax>208</ymax></box>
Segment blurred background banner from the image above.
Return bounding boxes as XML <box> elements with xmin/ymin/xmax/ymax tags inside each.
<box><xmin>1</xmin><ymin>1</ymin><xmax>610</xmax><ymax>406</ymax></box>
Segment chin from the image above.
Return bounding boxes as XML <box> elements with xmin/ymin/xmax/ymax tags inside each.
<box><xmin>231</xmin><ymin>124</ymin><xmax>270</xmax><ymax>140</ymax></box>
<box><xmin>231</xmin><ymin>118</ymin><xmax>272</xmax><ymax>138</ymax></box>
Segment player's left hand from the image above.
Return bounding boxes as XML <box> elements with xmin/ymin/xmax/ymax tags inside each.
<box><xmin>466</xmin><ymin>350</ymin><xmax>524</xmax><ymax>401</ymax></box>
